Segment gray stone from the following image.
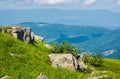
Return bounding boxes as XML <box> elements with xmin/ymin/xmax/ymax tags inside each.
<box><xmin>49</xmin><ymin>54</ymin><xmax>87</xmax><ymax>71</ymax></box>
<box><xmin>0</xmin><ymin>28</ymin><xmax>2</xmax><ymax>32</ymax></box>
<box><xmin>0</xmin><ymin>75</ymin><xmax>9</xmax><ymax>79</ymax></box>
<box><xmin>7</xmin><ymin>27</ymin><xmax>35</xmax><ymax>44</ymax></box>
<box><xmin>78</xmin><ymin>61</ymin><xmax>87</xmax><ymax>71</ymax></box>
<box><xmin>10</xmin><ymin>53</ymin><xmax>22</xmax><ymax>57</ymax></box>
<box><xmin>37</xmin><ymin>73</ymin><xmax>48</xmax><ymax>79</ymax></box>
<box><xmin>0</xmin><ymin>28</ymin><xmax>4</xmax><ymax>33</ymax></box>
<box><xmin>23</xmin><ymin>28</ymin><xmax>31</xmax><ymax>43</ymax></box>
<box><xmin>44</xmin><ymin>44</ymin><xmax>53</xmax><ymax>50</ymax></box>
<box><xmin>73</xmin><ymin>57</ymin><xmax>78</xmax><ymax>69</ymax></box>
<box><xmin>91</xmin><ymin>70</ymin><xmax>107</xmax><ymax>75</ymax></box>
<box><xmin>87</xmin><ymin>75</ymin><xmax>110</xmax><ymax>79</ymax></box>
<box><xmin>34</xmin><ymin>35</ymin><xmax>44</xmax><ymax>42</ymax></box>
<box><xmin>49</xmin><ymin>54</ymin><xmax>75</xmax><ymax>70</ymax></box>
<box><xmin>31</xmin><ymin>32</ymin><xmax>34</xmax><ymax>42</ymax></box>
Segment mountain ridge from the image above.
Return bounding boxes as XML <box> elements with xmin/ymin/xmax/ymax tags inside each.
<box><xmin>0</xmin><ymin>9</ymin><xmax>120</xmax><ymax>29</ymax></box>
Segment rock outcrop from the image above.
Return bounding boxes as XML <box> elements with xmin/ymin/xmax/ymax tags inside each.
<box><xmin>0</xmin><ymin>26</ymin><xmax>44</xmax><ymax>44</ymax></box>
<box><xmin>49</xmin><ymin>54</ymin><xmax>87</xmax><ymax>71</ymax></box>
<box><xmin>7</xmin><ymin>27</ymin><xmax>34</xmax><ymax>44</ymax></box>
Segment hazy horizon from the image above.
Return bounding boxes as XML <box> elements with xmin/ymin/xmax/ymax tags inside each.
<box><xmin>0</xmin><ymin>0</ymin><xmax>120</xmax><ymax>29</ymax></box>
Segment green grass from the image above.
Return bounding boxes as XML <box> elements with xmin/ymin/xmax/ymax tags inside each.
<box><xmin>0</xmin><ymin>32</ymin><xmax>120</xmax><ymax>79</ymax></box>
<box><xmin>0</xmin><ymin>32</ymin><xmax>80</xmax><ymax>79</ymax></box>
<box><xmin>95</xmin><ymin>58</ymin><xmax>120</xmax><ymax>79</ymax></box>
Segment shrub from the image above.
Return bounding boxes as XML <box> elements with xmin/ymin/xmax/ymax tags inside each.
<box><xmin>50</xmin><ymin>41</ymin><xmax>80</xmax><ymax>56</ymax></box>
<box><xmin>50</xmin><ymin>43</ymin><xmax>62</xmax><ymax>53</ymax></box>
<box><xmin>83</xmin><ymin>53</ymin><xmax>103</xmax><ymax>67</ymax></box>
<box><xmin>83</xmin><ymin>52</ymin><xmax>91</xmax><ymax>63</ymax></box>
<box><xmin>90</xmin><ymin>53</ymin><xmax>104</xmax><ymax>67</ymax></box>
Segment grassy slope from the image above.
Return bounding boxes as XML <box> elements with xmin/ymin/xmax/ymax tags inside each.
<box><xmin>0</xmin><ymin>33</ymin><xmax>81</xmax><ymax>79</ymax></box>
<box><xmin>96</xmin><ymin>58</ymin><xmax>120</xmax><ymax>79</ymax></box>
<box><xmin>0</xmin><ymin>32</ymin><xmax>120</xmax><ymax>79</ymax></box>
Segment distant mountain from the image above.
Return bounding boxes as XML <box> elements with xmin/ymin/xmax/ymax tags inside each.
<box><xmin>0</xmin><ymin>9</ymin><xmax>120</xmax><ymax>29</ymax></box>
<box><xmin>17</xmin><ymin>22</ymin><xmax>120</xmax><ymax>59</ymax></box>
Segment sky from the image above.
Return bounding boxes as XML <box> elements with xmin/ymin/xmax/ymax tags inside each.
<box><xmin>0</xmin><ymin>0</ymin><xmax>120</xmax><ymax>12</ymax></box>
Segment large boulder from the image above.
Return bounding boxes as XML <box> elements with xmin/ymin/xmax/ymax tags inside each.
<box><xmin>0</xmin><ymin>26</ymin><xmax>44</xmax><ymax>44</ymax></box>
<box><xmin>49</xmin><ymin>54</ymin><xmax>76</xmax><ymax>70</ymax></box>
<box><xmin>49</xmin><ymin>54</ymin><xmax>87</xmax><ymax>71</ymax></box>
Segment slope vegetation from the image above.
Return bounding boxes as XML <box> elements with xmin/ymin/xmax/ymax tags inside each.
<box><xmin>0</xmin><ymin>32</ymin><xmax>80</xmax><ymax>79</ymax></box>
<box><xmin>0</xmin><ymin>32</ymin><xmax>120</xmax><ymax>79</ymax></box>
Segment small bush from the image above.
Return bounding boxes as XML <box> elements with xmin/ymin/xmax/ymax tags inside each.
<box><xmin>50</xmin><ymin>41</ymin><xmax>80</xmax><ymax>56</ymax></box>
<box><xmin>90</xmin><ymin>53</ymin><xmax>104</xmax><ymax>67</ymax></box>
<box><xmin>83</xmin><ymin>53</ymin><xmax>103</xmax><ymax>67</ymax></box>
<box><xmin>83</xmin><ymin>52</ymin><xmax>91</xmax><ymax>63</ymax></box>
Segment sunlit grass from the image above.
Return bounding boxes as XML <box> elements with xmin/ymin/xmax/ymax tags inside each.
<box><xmin>0</xmin><ymin>32</ymin><xmax>120</xmax><ymax>79</ymax></box>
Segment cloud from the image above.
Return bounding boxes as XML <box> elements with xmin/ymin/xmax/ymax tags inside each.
<box><xmin>117</xmin><ymin>0</ymin><xmax>120</xmax><ymax>5</ymax></box>
<box><xmin>83</xmin><ymin>0</ymin><xmax>96</xmax><ymax>5</ymax></box>
<box><xmin>0</xmin><ymin>0</ymin><xmax>120</xmax><ymax>12</ymax></box>
<box><xmin>2</xmin><ymin>0</ymin><xmax>79</xmax><ymax>6</ymax></box>
<box><xmin>32</xmin><ymin>0</ymin><xmax>79</xmax><ymax>5</ymax></box>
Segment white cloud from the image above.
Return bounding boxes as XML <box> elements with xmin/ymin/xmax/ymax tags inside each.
<box><xmin>0</xmin><ymin>0</ymin><xmax>78</xmax><ymax>5</ymax></box>
<box><xmin>83</xmin><ymin>0</ymin><xmax>96</xmax><ymax>5</ymax></box>
<box><xmin>117</xmin><ymin>0</ymin><xmax>120</xmax><ymax>5</ymax></box>
<box><xmin>32</xmin><ymin>0</ymin><xmax>78</xmax><ymax>5</ymax></box>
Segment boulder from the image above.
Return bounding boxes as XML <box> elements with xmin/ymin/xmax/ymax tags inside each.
<box><xmin>49</xmin><ymin>54</ymin><xmax>75</xmax><ymax>70</ymax></box>
<box><xmin>34</xmin><ymin>35</ymin><xmax>44</xmax><ymax>42</ymax></box>
<box><xmin>49</xmin><ymin>54</ymin><xmax>85</xmax><ymax>70</ymax></box>
<box><xmin>49</xmin><ymin>54</ymin><xmax>87</xmax><ymax>71</ymax></box>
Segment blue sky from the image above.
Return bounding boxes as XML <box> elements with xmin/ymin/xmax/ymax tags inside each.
<box><xmin>0</xmin><ymin>0</ymin><xmax>120</xmax><ymax>12</ymax></box>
